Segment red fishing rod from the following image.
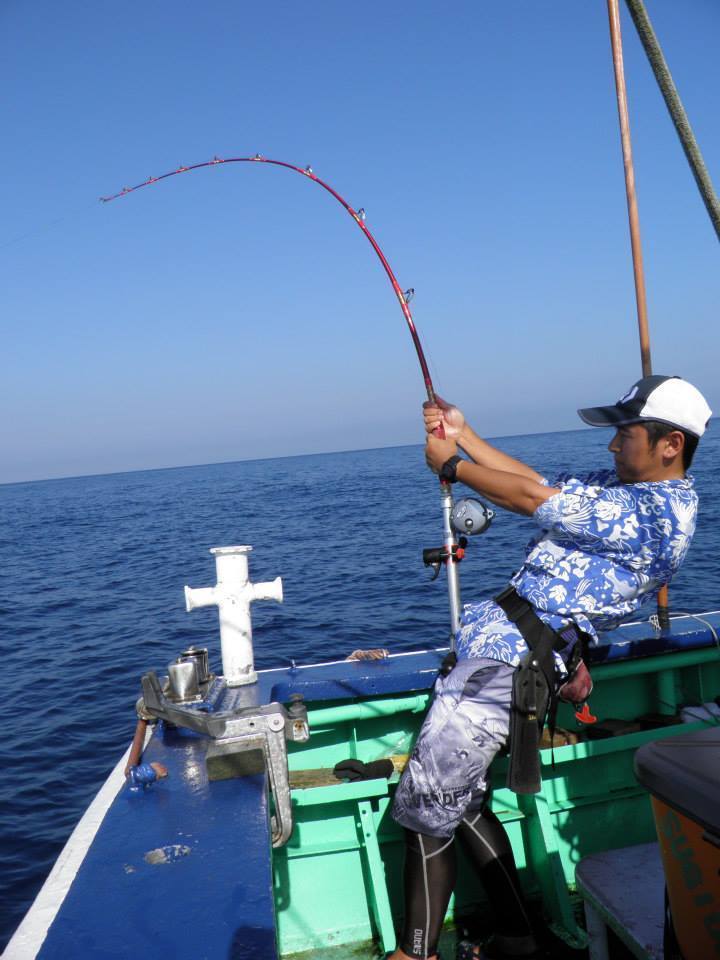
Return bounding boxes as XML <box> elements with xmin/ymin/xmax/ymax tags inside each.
<box><xmin>103</xmin><ymin>156</ymin><xmax>436</xmax><ymax>398</ymax></box>
<box><xmin>102</xmin><ymin>155</ymin><xmax>463</xmax><ymax>640</ymax></box>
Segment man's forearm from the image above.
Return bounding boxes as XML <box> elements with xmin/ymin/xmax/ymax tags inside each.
<box><xmin>455</xmin><ymin>459</ymin><xmax>557</xmax><ymax>515</ymax></box>
<box><xmin>458</xmin><ymin>427</ymin><xmax>544</xmax><ymax>482</ymax></box>
<box><xmin>457</xmin><ymin>426</ymin><xmax>544</xmax><ymax>483</ymax></box>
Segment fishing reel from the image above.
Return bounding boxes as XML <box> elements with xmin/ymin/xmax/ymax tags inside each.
<box><xmin>450</xmin><ymin>497</ymin><xmax>494</xmax><ymax>537</ymax></box>
<box><xmin>423</xmin><ymin>498</ymin><xmax>494</xmax><ymax>581</ymax></box>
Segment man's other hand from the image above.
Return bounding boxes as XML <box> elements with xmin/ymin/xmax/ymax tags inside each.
<box><xmin>426</xmin><ymin>435</ymin><xmax>458</xmax><ymax>473</ymax></box>
<box><xmin>423</xmin><ymin>395</ymin><xmax>465</xmax><ymax>438</ymax></box>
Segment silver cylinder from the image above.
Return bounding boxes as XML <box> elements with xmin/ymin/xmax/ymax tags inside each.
<box><xmin>440</xmin><ymin>483</ymin><xmax>462</xmax><ymax>646</ymax></box>
<box><xmin>179</xmin><ymin>647</ymin><xmax>209</xmax><ymax>684</ymax></box>
<box><xmin>168</xmin><ymin>660</ymin><xmax>200</xmax><ymax>701</ymax></box>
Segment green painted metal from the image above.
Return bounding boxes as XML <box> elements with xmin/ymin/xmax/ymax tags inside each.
<box><xmin>517</xmin><ymin>792</ymin><xmax>587</xmax><ymax>948</ymax></box>
<box><xmin>655</xmin><ymin>669</ymin><xmax>678</xmax><ymax>714</ymax></box>
<box><xmin>538</xmin><ymin>720</ymin><xmax>714</xmax><ymax>767</ymax></box>
<box><xmin>292</xmin><ymin>778</ymin><xmax>388</xmax><ymax>807</ymax></box>
<box><xmin>307</xmin><ymin>694</ymin><xmax>430</xmax><ymax>728</ymax></box>
<box><xmin>274</xmin><ymin>648</ymin><xmax>720</xmax><ymax>956</ymax></box>
<box><xmin>356</xmin><ymin>800</ymin><xmax>396</xmax><ymax>954</ymax></box>
<box><xmin>589</xmin><ymin>646</ymin><xmax>719</xmax><ymax>679</ymax></box>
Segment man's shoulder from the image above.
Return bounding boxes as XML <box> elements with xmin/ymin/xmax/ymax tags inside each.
<box><xmin>631</xmin><ymin>475</ymin><xmax>695</xmax><ymax>489</ymax></box>
<box><xmin>554</xmin><ymin>472</ymin><xmax>696</xmax><ymax>496</ymax></box>
<box><xmin>625</xmin><ymin>476</ymin><xmax>697</xmax><ymax>501</ymax></box>
<box><xmin>548</xmin><ymin>468</ymin><xmax>617</xmax><ymax>490</ymax></box>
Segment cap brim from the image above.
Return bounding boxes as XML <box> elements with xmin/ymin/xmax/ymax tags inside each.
<box><xmin>577</xmin><ymin>405</ymin><xmax>636</xmax><ymax>428</ymax></box>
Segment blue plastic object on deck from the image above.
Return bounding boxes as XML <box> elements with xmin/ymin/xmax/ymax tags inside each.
<box><xmin>126</xmin><ymin>763</ymin><xmax>158</xmax><ymax>791</ymax></box>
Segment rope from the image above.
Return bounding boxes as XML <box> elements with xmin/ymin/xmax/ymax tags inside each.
<box><xmin>649</xmin><ymin>610</ymin><xmax>720</xmax><ymax>652</ymax></box>
<box><xmin>624</xmin><ymin>0</ymin><xmax>720</xmax><ymax>241</ymax></box>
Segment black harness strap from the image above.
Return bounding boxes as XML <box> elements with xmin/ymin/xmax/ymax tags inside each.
<box><xmin>494</xmin><ymin>586</ymin><xmax>568</xmax><ymax>673</ymax></box>
<box><xmin>494</xmin><ymin>586</ymin><xmax>570</xmax><ymax>794</ymax></box>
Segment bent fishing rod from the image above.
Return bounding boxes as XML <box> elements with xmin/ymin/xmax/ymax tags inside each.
<box><xmin>102</xmin><ymin>154</ymin><xmax>463</xmax><ymax>641</ymax></box>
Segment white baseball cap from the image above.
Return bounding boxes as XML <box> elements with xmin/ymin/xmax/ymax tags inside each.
<box><xmin>578</xmin><ymin>375</ymin><xmax>712</xmax><ymax>438</ymax></box>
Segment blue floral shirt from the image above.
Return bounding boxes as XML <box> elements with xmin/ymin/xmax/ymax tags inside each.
<box><xmin>456</xmin><ymin>469</ymin><xmax>698</xmax><ymax>670</ymax></box>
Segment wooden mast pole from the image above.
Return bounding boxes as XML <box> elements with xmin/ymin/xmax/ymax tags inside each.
<box><xmin>606</xmin><ymin>0</ymin><xmax>652</xmax><ymax>377</ymax></box>
<box><xmin>606</xmin><ymin>0</ymin><xmax>670</xmax><ymax>626</ymax></box>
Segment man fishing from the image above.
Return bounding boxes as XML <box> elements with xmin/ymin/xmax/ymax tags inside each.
<box><xmin>389</xmin><ymin>374</ymin><xmax>711</xmax><ymax>960</ymax></box>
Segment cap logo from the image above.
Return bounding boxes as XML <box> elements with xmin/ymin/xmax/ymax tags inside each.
<box><xmin>618</xmin><ymin>385</ymin><xmax>638</xmax><ymax>405</ymax></box>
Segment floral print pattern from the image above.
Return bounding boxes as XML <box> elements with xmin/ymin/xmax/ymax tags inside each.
<box><xmin>456</xmin><ymin>469</ymin><xmax>697</xmax><ymax>669</ymax></box>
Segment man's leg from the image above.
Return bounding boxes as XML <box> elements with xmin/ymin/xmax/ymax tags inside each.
<box><xmin>390</xmin><ymin>658</ymin><xmax>514</xmax><ymax>959</ymax></box>
<box><xmin>395</xmin><ymin>830</ymin><xmax>457</xmax><ymax>959</ymax></box>
<box><xmin>457</xmin><ymin>805</ymin><xmax>538</xmax><ymax>958</ymax></box>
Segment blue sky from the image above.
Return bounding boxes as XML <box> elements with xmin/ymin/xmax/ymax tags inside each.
<box><xmin>2</xmin><ymin>1</ymin><xmax>718</xmax><ymax>484</ymax></box>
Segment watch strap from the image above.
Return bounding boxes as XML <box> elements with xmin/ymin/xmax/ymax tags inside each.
<box><xmin>439</xmin><ymin>455</ymin><xmax>462</xmax><ymax>483</ymax></box>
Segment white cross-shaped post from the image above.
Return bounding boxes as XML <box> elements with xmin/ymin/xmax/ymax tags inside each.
<box><xmin>184</xmin><ymin>545</ymin><xmax>283</xmax><ymax>686</ymax></box>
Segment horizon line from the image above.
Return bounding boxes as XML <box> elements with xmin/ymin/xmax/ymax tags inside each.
<box><xmin>0</xmin><ymin>424</ymin><xmax>607</xmax><ymax>488</ymax></box>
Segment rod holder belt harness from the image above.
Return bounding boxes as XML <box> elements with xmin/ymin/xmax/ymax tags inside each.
<box><xmin>494</xmin><ymin>586</ymin><xmax>573</xmax><ymax>795</ymax></box>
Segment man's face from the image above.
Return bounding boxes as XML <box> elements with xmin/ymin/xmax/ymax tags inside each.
<box><xmin>608</xmin><ymin>424</ymin><xmax>667</xmax><ymax>483</ymax></box>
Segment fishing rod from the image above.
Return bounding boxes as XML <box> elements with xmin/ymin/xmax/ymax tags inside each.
<box><xmin>102</xmin><ymin>155</ymin><xmax>463</xmax><ymax>641</ymax></box>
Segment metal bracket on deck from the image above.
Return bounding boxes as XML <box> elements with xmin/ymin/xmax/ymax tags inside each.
<box><xmin>140</xmin><ymin>672</ymin><xmax>309</xmax><ymax>847</ymax></box>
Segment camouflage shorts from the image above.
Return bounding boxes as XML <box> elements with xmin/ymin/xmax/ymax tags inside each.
<box><xmin>391</xmin><ymin>657</ymin><xmax>514</xmax><ymax>838</ymax></box>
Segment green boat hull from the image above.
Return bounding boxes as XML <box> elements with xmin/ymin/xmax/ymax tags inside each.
<box><xmin>277</xmin><ymin>644</ymin><xmax>720</xmax><ymax>955</ymax></box>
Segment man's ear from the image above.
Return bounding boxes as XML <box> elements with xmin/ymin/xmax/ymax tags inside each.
<box><xmin>662</xmin><ymin>430</ymin><xmax>685</xmax><ymax>462</ymax></box>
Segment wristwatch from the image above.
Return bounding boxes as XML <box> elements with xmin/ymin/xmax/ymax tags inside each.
<box><xmin>439</xmin><ymin>455</ymin><xmax>463</xmax><ymax>483</ymax></box>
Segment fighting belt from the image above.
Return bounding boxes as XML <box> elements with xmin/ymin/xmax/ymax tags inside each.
<box><xmin>495</xmin><ymin>586</ymin><xmax>580</xmax><ymax>795</ymax></box>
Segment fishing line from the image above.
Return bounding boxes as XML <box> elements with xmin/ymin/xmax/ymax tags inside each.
<box><xmin>1</xmin><ymin>199</ymin><xmax>99</xmax><ymax>252</ymax></box>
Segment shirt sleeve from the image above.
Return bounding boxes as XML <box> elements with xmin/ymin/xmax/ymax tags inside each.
<box><xmin>542</xmin><ymin>469</ymin><xmax>616</xmax><ymax>489</ymax></box>
<box><xmin>532</xmin><ymin>471</ymin><xmax>630</xmax><ymax>550</ymax></box>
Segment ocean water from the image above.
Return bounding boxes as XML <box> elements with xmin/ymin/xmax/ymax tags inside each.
<box><xmin>2</xmin><ymin>429</ymin><xmax>719</xmax><ymax>949</ymax></box>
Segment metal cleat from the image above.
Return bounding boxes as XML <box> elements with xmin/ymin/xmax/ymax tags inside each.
<box><xmin>184</xmin><ymin>545</ymin><xmax>283</xmax><ymax>687</ymax></box>
<box><xmin>139</xmin><ymin>671</ymin><xmax>308</xmax><ymax>846</ymax></box>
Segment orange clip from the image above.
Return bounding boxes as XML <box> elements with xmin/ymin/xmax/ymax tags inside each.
<box><xmin>575</xmin><ymin>703</ymin><xmax>597</xmax><ymax>725</ymax></box>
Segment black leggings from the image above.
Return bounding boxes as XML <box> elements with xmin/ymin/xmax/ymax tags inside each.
<box><xmin>399</xmin><ymin>808</ymin><xmax>535</xmax><ymax>959</ymax></box>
